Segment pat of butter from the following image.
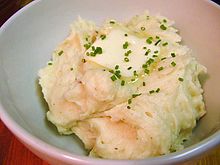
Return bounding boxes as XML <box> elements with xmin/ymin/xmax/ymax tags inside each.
<box><xmin>85</xmin><ymin>29</ymin><xmax>160</xmax><ymax>77</ymax></box>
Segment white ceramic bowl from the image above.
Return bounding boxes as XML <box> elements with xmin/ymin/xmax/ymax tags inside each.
<box><xmin>0</xmin><ymin>0</ymin><xmax>220</xmax><ymax>164</ymax></box>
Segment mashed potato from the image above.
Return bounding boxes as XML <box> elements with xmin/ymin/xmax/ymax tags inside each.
<box><xmin>38</xmin><ymin>11</ymin><xmax>206</xmax><ymax>159</ymax></box>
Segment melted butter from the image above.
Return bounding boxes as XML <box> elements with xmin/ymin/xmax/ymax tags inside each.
<box><xmin>85</xmin><ymin>28</ymin><xmax>160</xmax><ymax>77</ymax></box>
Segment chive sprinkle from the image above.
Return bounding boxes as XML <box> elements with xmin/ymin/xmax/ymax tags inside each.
<box><xmin>128</xmin><ymin>99</ymin><xmax>132</xmax><ymax>104</ymax></box>
<box><xmin>155</xmin><ymin>39</ymin><xmax>161</xmax><ymax>46</ymax></box>
<box><xmin>143</xmin><ymin>82</ymin><xmax>146</xmax><ymax>86</ymax></box>
<box><xmin>127</xmin><ymin>66</ymin><xmax>132</xmax><ymax>70</ymax></box>
<box><xmin>84</xmin><ymin>43</ymin><xmax>91</xmax><ymax>50</ymax></box>
<box><xmin>161</xmin><ymin>57</ymin><xmax>167</xmax><ymax>60</ymax></box>
<box><xmin>123</xmin><ymin>41</ymin><xmax>129</xmax><ymax>49</ymax></box>
<box><xmin>149</xmin><ymin>90</ymin><xmax>155</xmax><ymax>94</ymax></box>
<box><xmin>156</xmin><ymin>36</ymin><xmax>160</xmax><ymax>39</ymax></box>
<box><xmin>141</xmin><ymin>27</ymin><xmax>146</xmax><ymax>31</ymax></box>
<box><xmin>143</xmin><ymin>46</ymin><xmax>147</xmax><ymax>49</ymax></box>
<box><xmin>156</xmin><ymin>88</ymin><xmax>160</xmax><ymax>93</ymax></box>
<box><xmin>124</xmin><ymin>33</ymin><xmax>128</xmax><ymax>37</ymax></box>
<box><xmin>124</xmin><ymin>57</ymin><xmax>129</xmax><ymax>62</ymax></box>
<box><xmin>171</xmin><ymin>61</ymin><xmax>176</xmax><ymax>67</ymax></box>
<box><xmin>70</xmin><ymin>68</ymin><xmax>73</xmax><ymax>71</ymax></box>
<box><xmin>153</xmin><ymin>55</ymin><xmax>158</xmax><ymax>58</ymax></box>
<box><xmin>158</xmin><ymin>66</ymin><xmax>164</xmax><ymax>71</ymax></box>
<box><xmin>58</xmin><ymin>50</ymin><xmax>64</xmax><ymax>56</ymax></box>
<box><xmin>144</xmin><ymin>69</ymin><xmax>150</xmax><ymax>74</ymax></box>
<box><xmin>145</xmin><ymin>49</ymin><xmax>151</xmax><ymax>56</ymax></box>
<box><xmin>154</xmin><ymin>50</ymin><xmax>159</xmax><ymax>54</ymax></box>
<box><xmin>160</xmin><ymin>24</ymin><xmax>167</xmax><ymax>30</ymax></box>
<box><xmin>132</xmin><ymin>93</ymin><xmax>142</xmax><ymax>98</ymax></box>
<box><xmin>100</xmin><ymin>34</ymin><xmax>106</xmax><ymax>40</ymax></box>
<box><xmin>163</xmin><ymin>19</ymin><xmax>167</xmax><ymax>23</ymax></box>
<box><xmin>124</xmin><ymin>50</ymin><xmax>132</xmax><ymax>56</ymax></box>
<box><xmin>171</xmin><ymin>53</ymin><xmax>176</xmax><ymax>57</ymax></box>
<box><xmin>111</xmin><ymin>75</ymin><xmax>117</xmax><ymax>81</ymax></box>
<box><xmin>48</xmin><ymin>62</ymin><xmax>53</xmax><ymax>65</ymax></box>
<box><xmin>110</xmin><ymin>20</ymin><xmax>115</xmax><ymax>24</ymax></box>
<box><xmin>115</xmin><ymin>65</ymin><xmax>119</xmax><ymax>70</ymax></box>
<box><xmin>127</xmin><ymin>106</ymin><xmax>131</xmax><ymax>109</ymax></box>
<box><xmin>178</xmin><ymin>77</ymin><xmax>184</xmax><ymax>82</ymax></box>
<box><xmin>121</xmin><ymin>80</ymin><xmax>125</xmax><ymax>86</ymax></box>
<box><xmin>146</xmin><ymin>37</ymin><xmax>153</xmax><ymax>44</ymax></box>
<box><xmin>81</xmin><ymin>59</ymin><xmax>86</xmax><ymax>63</ymax></box>
<box><xmin>162</xmin><ymin>42</ymin><xmax>168</xmax><ymax>46</ymax></box>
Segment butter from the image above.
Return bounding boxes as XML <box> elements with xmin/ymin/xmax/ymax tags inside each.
<box><xmin>85</xmin><ymin>29</ymin><xmax>160</xmax><ymax>77</ymax></box>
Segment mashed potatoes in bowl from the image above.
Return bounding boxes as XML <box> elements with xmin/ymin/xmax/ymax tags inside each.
<box><xmin>38</xmin><ymin>11</ymin><xmax>206</xmax><ymax>159</ymax></box>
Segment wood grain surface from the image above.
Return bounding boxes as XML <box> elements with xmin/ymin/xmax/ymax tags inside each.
<box><xmin>0</xmin><ymin>0</ymin><xmax>220</xmax><ymax>165</ymax></box>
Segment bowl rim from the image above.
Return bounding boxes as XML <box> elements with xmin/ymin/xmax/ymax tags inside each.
<box><xmin>0</xmin><ymin>0</ymin><xmax>220</xmax><ymax>164</ymax></box>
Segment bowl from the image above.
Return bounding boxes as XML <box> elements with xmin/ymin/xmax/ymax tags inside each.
<box><xmin>0</xmin><ymin>0</ymin><xmax>220</xmax><ymax>164</ymax></box>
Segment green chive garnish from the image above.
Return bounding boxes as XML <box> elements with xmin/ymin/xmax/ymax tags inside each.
<box><xmin>121</xmin><ymin>80</ymin><xmax>125</xmax><ymax>86</ymax></box>
<box><xmin>127</xmin><ymin>66</ymin><xmax>132</xmax><ymax>70</ymax></box>
<box><xmin>146</xmin><ymin>37</ymin><xmax>153</xmax><ymax>44</ymax></box>
<box><xmin>155</xmin><ymin>39</ymin><xmax>161</xmax><ymax>46</ymax></box>
<box><xmin>171</xmin><ymin>53</ymin><xmax>176</xmax><ymax>57</ymax></box>
<box><xmin>132</xmin><ymin>93</ymin><xmax>142</xmax><ymax>98</ymax></box>
<box><xmin>161</xmin><ymin>57</ymin><xmax>167</xmax><ymax>60</ymax></box>
<box><xmin>149</xmin><ymin>90</ymin><xmax>155</xmax><ymax>94</ymax></box>
<box><xmin>58</xmin><ymin>50</ymin><xmax>63</xmax><ymax>56</ymax></box>
<box><xmin>128</xmin><ymin>99</ymin><xmax>132</xmax><ymax>104</ymax></box>
<box><xmin>162</xmin><ymin>42</ymin><xmax>168</xmax><ymax>46</ymax></box>
<box><xmin>143</xmin><ymin>82</ymin><xmax>146</xmax><ymax>86</ymax></box>
<box><xmin>124</xmin><ymin>33</ymin><xmax>128</xmax><ymax>37</ymax></box>
<box><xmin>156</xmin><ymin>88</ymin><xmax>160</xmax><ymax>93</ymax></box>
<box><xmin>100</xmin><ymin>34</ymin><xmax>106</xmax><ymax>40</ymax></box>
<box><xmin>141</xmin><ymin>27</ymin><xmax>146</xmax><ymax>31</ymax></box>
<box><xmin>115</xmin><ymin>65</ymin><xmax>119</xmax><ymax>70</ymax></box>
<box><xmin>178</xmin><ymin>77</ymin><xmax>184</xmax><ymax>82</ymax></box>
<box><xmin>124</xmin><ymin>57</ymin><xmax>129</xmax><ymax>62</ymax></box>
<box><xmin>123</xmin><ymin>41</ymin><xmax>129</xmax><ymax>49</ymax></box>
<box><xmin>81</xmin><ymin>59</ymin><xmax>86</xmax><ymax>63</ymax></box>
<box><xmin>127</xmin><ymin>106</ymin><xmax>131</xmax><ymax>109</ymax></box>
<box><xmin>171</xmin><ymin>61</ymin><xmax>176</xmax><ymax>67</ymax></box>
<box><xmin>111</xmin><ymin>75</ymin><xmax>117</xmax><ymax>81</ymax></box>
<box><xmin>158</xmin><ymin>66</ymin><xmax>164</xmax><ymax>71</ymax></box>
<box><xmin>160</xmin><ymin>24</ymin><xmax>167</xmax><ymax>30</ymax></box>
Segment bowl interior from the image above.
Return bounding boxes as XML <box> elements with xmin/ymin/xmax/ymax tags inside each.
<box><xmin>0</xmin><ymin>0</ymin><xmax>220</xmax><ymax>157</ymax></box>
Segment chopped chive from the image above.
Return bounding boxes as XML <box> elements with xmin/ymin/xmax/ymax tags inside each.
<box><xmin>121</xmin><ymin>80</ymin><xmax>125</xmax><ymax>86</ymax></box>
<box><xmin>100</xmin><ymin>34</ymin><xmax>106</xmax><ymax>40</ymax></box>
<box><xmin>160</xmin><ymin>24</ymin><xmax>167</xmax><ymax>30</ymax></box>
<box><xmin>81</xmin><ymin>59</ymin><xmax>86</xmax><ymax>63</ymax></box>
<box><xmin>95</xmin><ymin>47</ymin><xmax>102</xmax><ymax>54</ymax></box>
<box><xmin>144</xmin><ymin>69</ymin><xmax>150</xmax><ymax>74</ymax></box>
<box><xmin>171</xmin><ymin>53</ymin><xmax>176</xmax><ymax>57</ymax></box>
<box><xmin>158</xmin><ymin>66</ymin><xmax>164</xmax><ymax>71</ymax></box>
<box><xmin>143</xmin><ymin>82</ymin><xmax>146</xmax><ymax>86</ymax></box>
<box><xmin>84</xmin><ymin>43</ymin><xmax>91</xmax><ymax>50</ymax></box>
<box><xmin>58</xmin><ymin>50</ymin><xmax>64</xmax><ymax>56</ymax></box>
<box><xmin>124</xmin><ymin>33</ymin><xmax>128</xmax><ymax>37</ymax></box>
<box><xmin>109</xmin><ymin>69</ymin><xmax>114</xmax><ymax>74</ymax></box>
<box><xmin>178</xmin><ymin>77</ymin><xmax>184</xmax><ymax>82</ymax></box>
<box><xmin>163</xmin><ymin>19</ymin><xmax>167</xmax><ymax>23</ymax></box>
<box><xmin>146</xmin><ymin>37</ymin><xmax>153</xmax><ymax>44</ymax></box>
<box><xmin>111</xmin><ymin>75</ymin><xmax>117</xmax><ymax>81</ymax></box>
<box><xmin>162</xmin><ymin>42</ymin><xmax>168</xmax><ymax>46</ymax></box>
<box><xmin>85</xmin><ymin>37</ymin><xmax>89</xmax><ymax>41</ymax></box>
<box><xmin>155</xmin><ymin>39</ymin><xmax>161</xmax><ymax>46</ymax></box>
<box><xmin>142</xmin><ymin>64</ymin><xmax>148</xmax><ymax>68</ymax></box>
<box><xmin>48</xmin><ymin>62</ymin><xmax>53</xmax><ymax>65</ymax></box>
<box><xmin>128</xmin><ymin>99</ymin><xmax>132</xmax><ymax>104</ymax></box>
<box><xmin>127</xmin><ymin>106</ymin><xmax>131</xmax><ymax>109</ymax></box>
<box><xmin>146</xmin><ymin>58</ymin><xmax>154</xmax><ymax>65</ymax></box>
<box><xmin>124</xmin><ymin>50</ymin><xmax>132</xmax><ymax>56</ymax></box>
<box><xmin>143</xmin><ymin>46</ymin><xmax>147</xmax><ymax>49</ymax></box>
<box><xmin>115</xmin><ymin>65</ymin><xmax>119</xmax><ymax>70</ymax></box>
<box><xmin>124</xmin><ymin>57</ymin><xmax>129</xmax><ymax>62</ymax></box>
<box><xmin>153</xmin><ymin>55</ymin><xmax>158</xmax><ymax>58</ymax></box>
<box><xmin>123</xmin><ymin>41</ymin><xmax>129</xmax><ymax>49</ymax></box>
<box><xmin>127</xmin><ymin>66</ymin><xmax>132</xmax><ymax>70</ymax></box>
<box><xmin>92</xmin><ymin>46</ymin><xmax>95</xmax><ymax>51</ymax></box>
<box><xmin>70</xmin><ymin>68</ymin><xmax>73</xmax><ymax>71</ymax></box>
<box><xmin>133</xmin><ymin>70</ymin><xmax>138</xmax><ymax>76</ymax></box>
<box><xmin>115</xmin><ymin>70</ymin><xmax>121</xmax><ymax>78</ymax></box>
<box><xmin>161</xmin><ymin>57</ymin><xmax>167</xmax><ymax>60</ymax></box>
<box><xmin>110</xmin><ymin>20</ymin><xmax>115</xmax><ymax>24</ymax></box>
<box><xmin>145</xmin><ymin>49</ymin><xmax>151</xmax><ymax>56</ymax></box>
<box><xmin>131</xmin><ymin>78</ymin><xmax>136</xmax><ymax>82</ymax></box>
<box><xmin>141</xmin><ymin>27</ymin><xmax>146</xmax><ymax>31</ymax></box>
<box><xmin>154</xmin><ymin>50</ymin><xmax>159</xmax><ymax>54</ymax></box>
<box><xmin>146</xmin><ymin>15</ymin><xmax>150</xmax><ymax>20</ymax></box>
<box><xmin>156</xmin><ymin>36</ymin><xmax>160</xmax><ymax>39</ymax></box>
<box><xmin>156</xmin><ymin>88</ymin><xmax>160</xmax><ymax>93</ymax></box>
<box><xmin>149</xmin><ymin>90</ymin><xmax>155</xmax><ymax>94</ymax></box>
<box><xmin>171</xmin><ymin>61</ymin><xmax>176</xmax><ymax>67</ymax></box>
<box><xmin>132</xmin><ymin>93</ymin><xmax>142</xmax><ymax>98</ymax></box>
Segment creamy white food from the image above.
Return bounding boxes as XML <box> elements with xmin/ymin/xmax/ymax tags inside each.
<box><xmin>38</xmin><ymin>12</ymin><xmax>206</xmax><ymax>159</ymax></box>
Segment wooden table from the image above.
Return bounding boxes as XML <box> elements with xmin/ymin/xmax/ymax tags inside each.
<box><xmin>0</xmin><ymin>0</ymin><xmax>220</xmax><ymax>164</ymax></box>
